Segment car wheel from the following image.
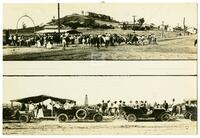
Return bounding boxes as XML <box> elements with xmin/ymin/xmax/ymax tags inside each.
<box><xmin>93</xmin><ymin>113</ymin><xmax>103</xmax><ymax>122</ymax></box>
<box><xmin>57</xmin><ymin>113</ymin><xmax>68</xmax><ymax>122</ymax></box>
<box><xmin>189</xmin><ymin>114</ymin><xmax>197</xmax><ymax>121</ymax></box>
<box><xmin>122</xmin><ymin>111</ymin><xmax>127</xmax><ymax>120</ymax></box>
<box><xmin>19</xmin><ymin>115</ymin><xmax>29</xmax><ymax>123</ymax></box>
<box><xmin>76</xmin><ymin>109</ymin><xmax>87</xmax><ymax>120</ymax></box>
<box><xmin>127</xmin><ymin>114</ymin><xmax>137</xmax><ymax>122</ymax></box>
<box><xmin>160</xmin><ymin>113</ymin><xmax>170</xmax><ymax>121</ymax></box>
<box><xmin>184</xmin><ymin>112</ymin><xmax>191</xmax><ymax>119</ymax></box>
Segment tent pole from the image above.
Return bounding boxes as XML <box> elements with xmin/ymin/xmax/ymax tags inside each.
<box><xmin>11</xmin><ymin>101</ymin><xmax>13</xmax><ymax>109</ymax></box>
<box><xmin>51</xmin><ymin>99</ymin><xmax>53</xmax><ymax>117</ymax></box>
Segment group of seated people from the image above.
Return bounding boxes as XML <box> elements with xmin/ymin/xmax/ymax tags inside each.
<box><xmin>20</xmin><ymin>100</ymin><xmax>76</xmax><ymax>118</ymax></box>
<box><xmin>96</xmin><ymin>100</ymin><xmax>170</xmax><ymax>116</ymax></box>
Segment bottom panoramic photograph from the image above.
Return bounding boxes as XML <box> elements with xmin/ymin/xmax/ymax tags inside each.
<box><xmin>3</xmin><ymin>76</ymin><xmax>197</xmax><ymax>135</ymax></box>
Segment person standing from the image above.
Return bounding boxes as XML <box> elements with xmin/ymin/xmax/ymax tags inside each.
<box><xmin>171</xmin><ymin>98</ymin><xmax>177</xmax><ymax>116</ymax></box>
<box><xmin>107</xmin><ymin>100</ymin><xmax>111</xmax><ymax>116</ymax></box>
<box><xmin>113</xmin><ymin>101</ymin><xmax>118</xmax><ymax>116</ymax></box>
<box><xmin>128</xmin><ymin>100</ymin><xmax>134</xmax><ymax>107</ymax></box>
<box><xmin>37</xmin><ymin>103</ymin><xmax>44</xmax><ymax>119</ymax></box>
<box><xmin>135</xmin><ymin>101</ymin><xmax>139</xmax><ymax>109</ymax></box>
<box><xmin>163</xmin><ymin>100</ymin><xmax>169</xmax><ymax>111</ymax></box>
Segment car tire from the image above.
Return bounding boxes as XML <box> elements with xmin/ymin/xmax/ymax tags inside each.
<box><xmin>93</xmin><ymin>113</ymin><xmax>103</xmax><ymax>122</ymax></box>
<box><xmin>76</xmin><ymin>109</ymin><xmax>87</xmax><ymax>120</ymax></box>
<box><xmin>57</xmin><ymin>113</ymin><xmax>68</xmax><ymax>122</ymax></box>
<box><xmin>189</xmin><ymin>114</ymin><xmax>197</xmax><ymax>121</ymax></box>
<box><xmin>184</xmin><ymin>112</ymin><xmax>191</xmax><ymax>119</ymax></box>
<box><xmin>127</xmin><ymin>114</ymin><xmax>137</xmax><ymax>122</ymax></box>
<box><xmin>122</xmin><ymin>111</ymin><xmax>127</xmax><ymax>120</ymax></box>
<box><xmin>19</xmin><ymin>115</ymin><xmax>29</xmax><ymax>123</ymax></box>
<box><xmin>160</xmin><ymin>113</ymin><xmax>170</xmax><ymax>121</ymax></box>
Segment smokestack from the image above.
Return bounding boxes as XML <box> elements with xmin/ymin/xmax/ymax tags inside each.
<box><xmin>84</xmin><ymin>94</ymin><xmax>88</xmax><ymax>107</ymax></box>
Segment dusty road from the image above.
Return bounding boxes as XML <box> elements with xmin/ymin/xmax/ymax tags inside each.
<box><xmin>3</xmin><ymin>35</ymin><xmax>197</xmax><ymax>60</ymax></box>
<box><xmin>3</xmin><ymin>119</ymin><xmax>197</xmax><ymax>135</ymax></box>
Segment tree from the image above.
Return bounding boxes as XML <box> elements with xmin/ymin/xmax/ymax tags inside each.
<box><xmin>138</xmin><ymin>18</ymin><xmax>145</xmax><ymax>26</ymax></box>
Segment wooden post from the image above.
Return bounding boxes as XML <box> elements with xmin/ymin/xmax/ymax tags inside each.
<box><xmin>132</xmin><ymin>15</ymin><xmax>136</xmax><ymax>33</ymax></box>
<box><xmin>51</xmin><ymin>99</ymin><xmax>54</xmax><ymax>117</ymax></box>
<box><xmin>183</xmin><ymin>17</ymin><xmax>186</xmax><ymax>35</ymax></box>
<box><xmin>161</xmin><ymin>21</ymin><xmax>164</xmax><ymax>38</ymax></box>
<box><xmin>58</xmin><ymin>3</ymin><xmax>60</xmax><ymax>31</ymax></box>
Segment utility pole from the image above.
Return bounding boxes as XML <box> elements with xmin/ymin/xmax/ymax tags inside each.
<box><xmin>132</xmin><ymin>15</ymin><xmax>136</xmax><ymax>33</ymax></box>
<box><xmin>58</xmin><ymin>3</ymin><xmax>61</xmax><ymax>37</ymax></box>
<box><xmin>161</xmin><ymin>21</ymin><xmax>164</xmax><ymax>38</ymax></box>
<box><xmin>183</xmin><ymin>17</ymin><xmax>186</xmax><ymax>35</ymax></box>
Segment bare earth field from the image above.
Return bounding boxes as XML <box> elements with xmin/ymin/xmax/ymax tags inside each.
<box><xmin>3</xmin><ymin>35</ymin><xmax>197</xmax><ymax>60</ymax></box>
<box><xmin>3</xmin><ymin>119</ymin><xmax>197</xmax><ymax>135</ymax></box>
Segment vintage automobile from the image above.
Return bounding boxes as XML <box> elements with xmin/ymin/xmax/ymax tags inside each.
<box><xmin>56</xmin><ymin>106</ymin><xmax>103</xmax><ymax>122</ymax></box>
<box><xmin>183</xmin><ymin>99</ymin><xmax>197</xmax><ymax>121</ymax></box>
<box><xmin>3</xmin><ymin>95</ymin><xmax>76</xmax><ymax>123</ymax></box>
<box><xmin>3</xmin><ymin>106</ymin><xmax>20</xmax><ymax>121</ymax></box>
<box><xmin>4</xmin><ymin>95</ymin><xmax>103</xmax><ymax>123</ymax></box>
<box><xmin>121</xmin><ymin>106</ymin><xmax>171</xmax><ymax>122</ymax></box>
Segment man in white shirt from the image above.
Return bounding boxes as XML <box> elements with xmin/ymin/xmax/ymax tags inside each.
<box><xmin>171</xmin><ymin>98</ymin><xmax>177</xmax><ymax>116</ymax></box>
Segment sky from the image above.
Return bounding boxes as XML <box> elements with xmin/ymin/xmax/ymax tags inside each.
<box><xmin>3</xmin><ymin>3</ymin><xmax>197</xmax><ymax>29</ymax></box>
<box><xmin>3</xmin><ymin>76</ymin><xmax>196</xmax><ymax>105</ymax></box>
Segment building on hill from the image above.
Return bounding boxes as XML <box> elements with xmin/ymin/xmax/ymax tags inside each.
<box><xmin>85</xmin><ymin>12</ymin><xmax>113</xmax><ymax>22</ymax></box>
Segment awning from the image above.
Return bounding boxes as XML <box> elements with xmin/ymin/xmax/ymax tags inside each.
<box><xmin>35</xmin><ymin>29</ymin><xmax>68</xmax><ymax>34</ymax></box>
<box><xmin>11</xmin><ymin>94</ymin><xmax>76</xmax><ymax>104</ymax></box>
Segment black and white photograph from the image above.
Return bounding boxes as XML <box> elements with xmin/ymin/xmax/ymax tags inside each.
<box><xmin>3</xmin><ymin>76</ymin><xmax>197</xmax><ymax>135</ymax></box>
<box><xmin>2</xmin><ymin>3</ymin><xmax>197</xmax><ymax>60</ymax></box>
<box><xmin>1</xmin><ymin>0</ymin><xmax>198</xmax><ymax>136</ymax></box>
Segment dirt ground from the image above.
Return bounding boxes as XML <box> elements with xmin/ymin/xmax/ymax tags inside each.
<box><xmin>3</xmin><ymin>118</ymin><xmax>197</xmax><ymax>135</ymax></box>
<box><xmin>3</xmin><ymin>35</ymin><xmax>197</xmax><ymax>60</ymax></box>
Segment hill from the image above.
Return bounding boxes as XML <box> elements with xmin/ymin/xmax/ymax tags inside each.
<box><xmin>49</xmin><ymin>13</ymin><xmax>119</xmax><ymax>29</ymax></box>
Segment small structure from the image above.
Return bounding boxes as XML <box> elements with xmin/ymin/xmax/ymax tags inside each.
<box><xmin>67</xmin><ymin>29</ymin><xmax>82</xmax><ymax>34</ymax></box>
<box><xmin>35</xmin><ymin>24</ymin><xmax>70</xmax><ymax>34</ymax></box>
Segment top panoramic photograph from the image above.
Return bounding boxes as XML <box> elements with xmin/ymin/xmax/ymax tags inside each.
<box><xmin>3</xmin><ymin>3</ymin><xmax>197</xmax><ymax>60</ymax></box>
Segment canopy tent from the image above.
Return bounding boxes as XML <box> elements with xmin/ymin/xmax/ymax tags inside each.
<box><xmin>10</xmin><ymin>94</ymin><xmax>76</xmax><ymax>104</ymax></box>
<box><xmin>35</xmin><ymin>29</ymin><xmax>68</xmax><ymax>34</ymax></box>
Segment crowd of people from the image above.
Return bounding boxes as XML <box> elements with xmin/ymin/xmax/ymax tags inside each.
<box><xmin>7</xmin><ymin>32</ymin><xmax>158</xmax><ymax>49</ymax></box>
<box><xmin>21</xmin><ymin>100</ymin><xmax>76</xmax><ymax>119</ymax></box>
<box><xmin>18</xmin><ymin>98</ymin><xmax>197</xmax><ymax>120</ymax></box>
<box><xmin>96</xmin><ymin>98</ymin><xmax>185</xmax><ymax>117</ymax></box>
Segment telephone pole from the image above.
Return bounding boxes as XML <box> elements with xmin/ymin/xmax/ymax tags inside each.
<box><xmin>132</xmin><ymin>15</ymin><xmax>136</xmax><ymax>33</ymax></box>
<box><xmin>183</xmin><ymin>17</ymin><xmax>186</xmax><ymax>35</ymax></box>
<box><xmin>58</xmin><ymin>3</ymin><xmax>61</xmax><ymax>36</ymax></box>
<box><xmin>161</xmin><ymin>21</ymin><xmax>164</xmax><ymax>38</ymax></box>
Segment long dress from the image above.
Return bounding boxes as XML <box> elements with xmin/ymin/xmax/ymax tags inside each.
<box><xmin>46</xmin><ymin>41</ymin><xmax>53</xmax><ymax>49</ymax></box>
<box><xmin>37</xmin><ymin>104</ymin><xmax>44</xmax><ymax>118</ymax></box>
<box><xmin>37</xmin><ymin>40</ymin><xmax>41</xmax><ymax>47</ymax></box>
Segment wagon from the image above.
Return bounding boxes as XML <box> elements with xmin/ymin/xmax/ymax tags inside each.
<box><xmin>121</xmin><ymin>106</ymin><xmax>171</xmax><ymax>122</ymax></box>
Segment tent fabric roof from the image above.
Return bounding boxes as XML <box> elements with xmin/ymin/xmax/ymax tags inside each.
<box><xmin>35</xmin><ymin>29</ymin><xmax>69</xmax><ymax>34</ymax></box>
<box><xmin>11</xmin><ymin>95</ymin><xmax>76</xmax><ymax>104</ymax></box>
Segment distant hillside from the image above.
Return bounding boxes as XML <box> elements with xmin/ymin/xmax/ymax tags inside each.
<box><xmin>3</xmin><ymin>12</ymin><xmax>120</xmax><ymax>34</ymax></box>
<box><xmin>49</xmin><ymin>13</ymin><xmax>119</xmax><ymax>29</ymax></box>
